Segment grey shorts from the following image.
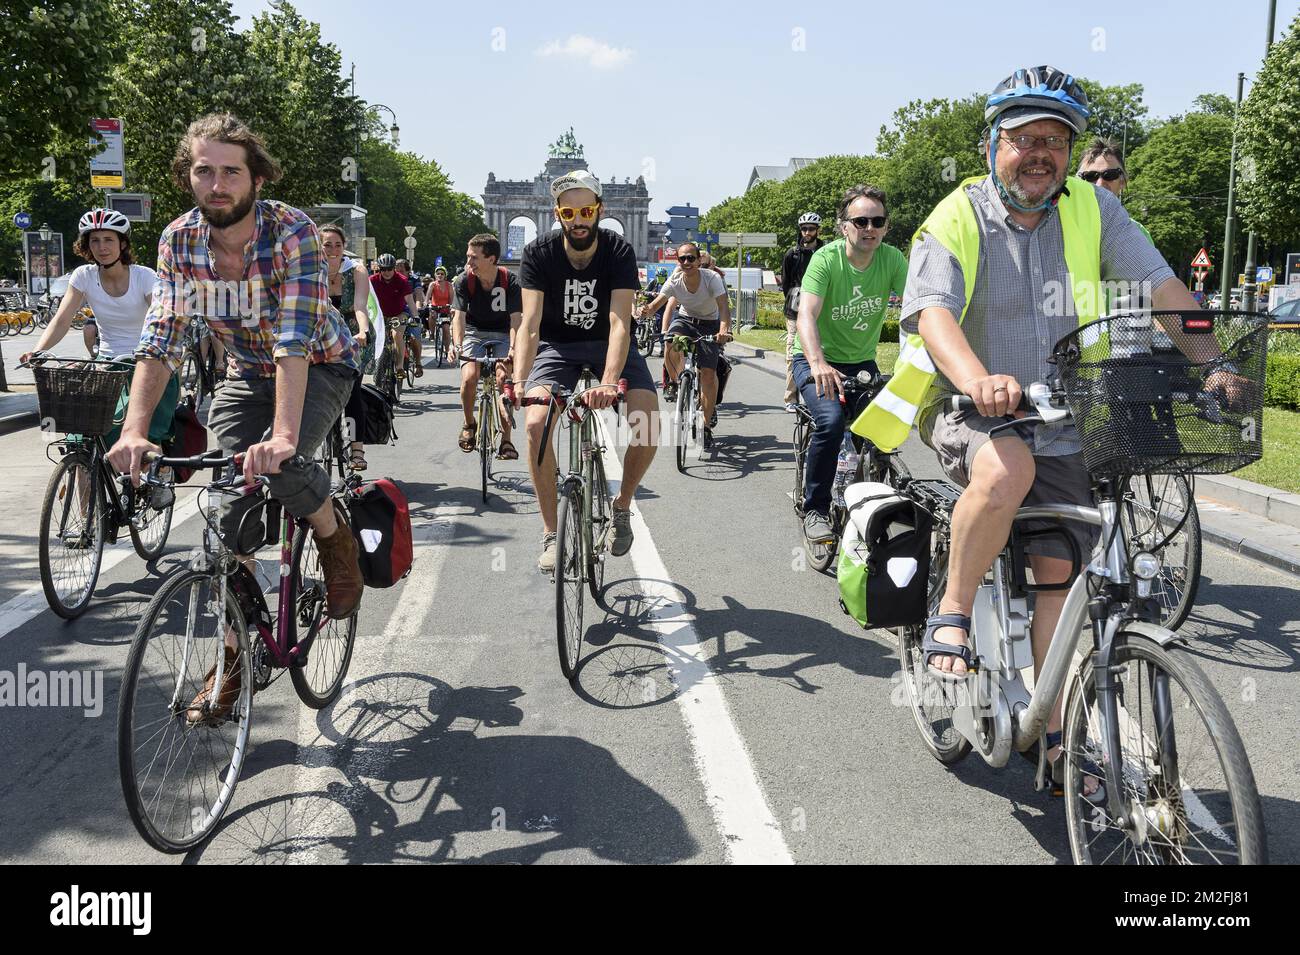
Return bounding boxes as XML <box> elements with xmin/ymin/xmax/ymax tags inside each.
<box><xmin>666</xmin><ymin>316</ymin><xmax>722</xmax><ymax>370</ymax></box>
<box><xmin>207</xmin><ymin>362</ymin><xmax>354</xmax><ymax>554</ymax></box>
<box><xmin>529</xmin><ymin>339</ymin><xmax>656</xmax><ymax>395</ymax></box>
<box><xmin>461</xmin><ymin>329</ymin><xmax>510</xmax><ymax>361</ymax></box>
<box><xmin>923</xmin><ymin>405</ymin><xmax>1098</xmax><ymax>565</ymax></box>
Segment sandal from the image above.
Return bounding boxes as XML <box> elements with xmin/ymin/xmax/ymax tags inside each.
<box><xmin>459</xmin><ymin>423</ymin><xmax>476</xmax><ymax>453</ymax></box>
<box><xmin>920</xmin><ymin>613</ymin><xmax>974</xmax><ymax>683</ymax></box>
<box><xmin>1043</xmin><ymin>730</ymin><xmax>1108</xmax><ymax>805</ymax></box>
<box><xmin>497</xmin><ymin>438</ymin><xmax>519</xmax><ymax>461</ymax></box>
<box><xmin>349</xmin><ymin>447</ymin><xmax>368</xmax><ymax>472</ymax></box>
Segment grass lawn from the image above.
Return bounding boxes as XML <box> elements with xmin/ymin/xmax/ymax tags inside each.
<box><xmin>1235</xmin><ymin>406</ymin><xmax>1300</xmax><ymax>494</ymax></box>
<box><xmin>734</xmin><ymin>325</ymin><xmax>788</xmax><ymax>353</ymax></box>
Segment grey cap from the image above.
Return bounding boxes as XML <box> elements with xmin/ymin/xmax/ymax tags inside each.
<box><xmin>995</xmin><ymin>104</ymin><xmax>1084</xmax><ymax>135</ymax></box>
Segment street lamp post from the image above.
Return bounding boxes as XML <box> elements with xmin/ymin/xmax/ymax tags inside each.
<box><xmin>1242</xmin><ymin>0</ymin><xmax>1278</xmax><ymax>313</ymax></box>
<box><xmin>352</xmin><ymin>92</ymin><xmax>401</xmax><ymax>209</ymax></box>
<box><xmin>1221</xmin><ymin>73</ymin><xmax>1245</xmax><ymax>310</ymax></box>
<box><xmin>38</xmin><ymin>222</ymin><xmax>52</xmax><ymax>299</ymax></box>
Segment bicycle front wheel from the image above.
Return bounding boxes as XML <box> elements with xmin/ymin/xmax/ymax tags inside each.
<box><xmin>434</xmin><ymin>324</ymin><xmax>445</xmax><ymax>368</ymax></box>
<box><xmin>792</xmin><ymin>413</ymin><xmax>808</xmax><ymax>517</ymax></box>
<box><xmin>39</xmin><ymin>452</ymin><xmax>106</xmax><ymax>619</ymax></box>
<box><xmin>479</xmin><ymin>392</ymin><xmax>493</xmax><ymax>503</ymax></box>
<box><xmin>587</xmin><ymin>449</ymin><xmax>611</xmax><ymax>600</ymax></box>
<box><xmin>896</xmin><ymin>537</ymin><xmax>972</xmax><ymax>765</ymax></box>
<box><xmin>289</xmin><ymin>506</ymin><xmax>358</xmax><ymax>708</ymax></box>
<box><xmin>675</xmin><ymin>372</ymin><xmax>694</xmax><ymax>473</ymax></box>
<box><xmin>117</xmin><ymin>569</ymin><xmax>252</xmax><ymax>852</ymax></box>
<box><xmin>1121</xmin><ymin>474</ymin><xmax>1201</xmax><ymax>630</ymax></box>
<box><xmin>1063</xmin><ymin>630</ymin><xmax>1266</xmax><ymax>865</ymax></box>
<box><xmin>555</xmin><ymin>480</ymin><xmax>586</xmax><ymax>680</ymax></box>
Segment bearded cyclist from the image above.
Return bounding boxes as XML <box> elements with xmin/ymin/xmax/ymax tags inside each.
<box><xmin>781</xmin><ymin>212</ymin><xmax>824</xmax><ymax>411</ymax></box>
<box><xmin>795</xmin><ymin>185</ymin><xmax>908</xmax><ymax>544</ymax></box>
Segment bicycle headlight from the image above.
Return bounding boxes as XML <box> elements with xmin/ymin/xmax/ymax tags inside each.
<box><xmin>1131</xmin><ymin>552</ymin><xmax>1161</xmax><ymax>580</ymax></box>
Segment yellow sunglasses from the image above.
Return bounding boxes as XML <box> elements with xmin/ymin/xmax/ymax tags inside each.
<box><xmin>557</xmin><ymin>205</ymin><xmax>599</xmax><ymax>221</ymax></box>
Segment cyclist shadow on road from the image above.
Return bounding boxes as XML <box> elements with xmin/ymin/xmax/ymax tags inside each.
<box><xmin>574</xmin><ymin>576</ymin><xmax>899</xmax><ymax>705</ymax></box>
<box><xmin>672</xmin><ymin>431</ymin><xmax>795</xmax><ymax>483</ymax></box>
<box><xmin>188</xmin><ymin>671</ymin><xmax>699</xmax><ymax>864</ymax></box>
<box><xmin>1176</xmin><ymin>572</ymin><xmax>1300</xmax><ymax>673</ymax></box>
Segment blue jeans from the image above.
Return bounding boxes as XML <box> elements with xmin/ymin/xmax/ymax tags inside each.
<box><xmin>792</xmin><ymin>354</ymin><xmax>880</xmax><ymax>516</ymax></box>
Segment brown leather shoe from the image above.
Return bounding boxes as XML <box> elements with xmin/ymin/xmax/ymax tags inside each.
<box><xmin>187</xmin><ymin>646</ymin><xmax>243</xmax><ymax>724</ymax></box>
<box><xmin>315</xmin><ymin>521</ymin><xmax>363</xmax><ymax>619</ymax></box>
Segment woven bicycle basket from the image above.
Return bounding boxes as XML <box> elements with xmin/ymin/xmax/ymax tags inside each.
<box><xmin>33</xmin><ymin>363</ymin><xmax>129</xmax><ymax>436</ymax></box>
<box><xmin>1051</xmin><ymin>310</ymin><xmax>1269</xmax><ymax>477</ymax></box>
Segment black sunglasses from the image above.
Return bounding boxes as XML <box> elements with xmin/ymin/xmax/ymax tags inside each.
<box><xmin>848</xmin><ymin>215</ymin><xmax>887</xmax><ymax>230</ymax></box>
<box><xmin>677</xmin><ymin>254</ymin><xmax>698</xmax><ymax>263</ymax></box>
<box><xmin>1079</xmin><ymin>167</ymin><xmax>1124</xmax><ymax>183</ymax></box>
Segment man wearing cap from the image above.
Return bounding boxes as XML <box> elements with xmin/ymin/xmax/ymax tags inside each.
<box><xmin>855</xmin><ymin>66</ymin><xmax>1218</xmax><ymax>795</ymax></box>
<box><xmin>513</xmin><ymin>169</ymin><xmax>660</xmax><ymax>573</ymax></box>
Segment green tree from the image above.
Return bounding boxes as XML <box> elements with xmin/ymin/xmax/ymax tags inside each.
<box><xmin>1192</xmin><ymin>93</ymin><xmax>1236</xmax><ymax>117</ymax></box>
<box><xmin>0</xmin><ymin>1</ymin><xmax>122</xmax><ymax>178</ymax></box>
<box><xmin>1238</xmin><ymin>12</ymin><xmax>1300</xmax><ymax>244</ymax></box>
<box><xmin>1076</xmin><ymin>79</ymin><xmax>1149</xmax><ymax>154</ymax></box>
<box><xmin>1125</xmin><ymin>112</ymin><xmax>1235</xmax><ymax>280</ymax></box>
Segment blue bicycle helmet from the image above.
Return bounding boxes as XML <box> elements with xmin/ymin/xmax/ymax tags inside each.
<box><xmin>984</xmin><ymin>66</ymin><xmax>1091</xmax><ymax>212</ymax></box>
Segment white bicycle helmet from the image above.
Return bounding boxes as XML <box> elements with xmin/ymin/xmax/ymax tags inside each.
<box><xmin>797</xmin><ymin>212</ymin><xmax>821</xmax><ymax>226</ymax></box>
<box><xmin>78</xmin><ymin>208</ymin><xmax>131</xmax><ymax>235</ymax></box>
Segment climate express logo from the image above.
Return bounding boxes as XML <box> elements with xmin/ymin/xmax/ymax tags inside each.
<box><xmin>829</xmin><ymin>286</ymin><xmax>884</xmax><ymax>328</ymax></box>
<box><xmin>49</xmin><ymin>886</ymin><xmax>151</xmax><ymax>935</ymax></box>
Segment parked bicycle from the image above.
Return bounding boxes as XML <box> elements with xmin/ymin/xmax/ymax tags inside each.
<box><xmin>27</xmin><ymin>356</ymin><xmax>175</xmax><ymax>619</ymax></box>
<box><xmin>792</xmin><ymin>369</ymin><xmax>910</xmax><ymax>572</ymax></box>
<box><xmin>895</xmin><ymin>310</ymin><xmax>1269</xmax><ymax>864</ymax></box>
<box><xmin>117</xmin><ymin>449</ymin><xmax>359</xmax><ymax>853</ymax></box>
<box><xmin>508</xmin><ymin>372</ymin><xmax>624</xmax><ymax>681</ymax></box>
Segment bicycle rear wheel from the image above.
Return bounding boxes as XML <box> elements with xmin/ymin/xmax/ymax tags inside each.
<box><xmin>129</xmin><ymin>475</ymin><xmax>174</xmax><ymax>560</ymax></box>
<box><xmin>289</xmin><ymin>504</ymin><xmax>358</xmax><ymax>708</ymax></box>
<box><xmin>1063</xmin><ymin>631</ymin><xmax>1266</xmax><ymax>864</ymax></box>
<box><xmin>1121</xmin><ymin>474</ymin><xmax>1201</xmax><ymax>630</ymax></box>
<box><xmin>39</xmin><ymin>452</ymin><xmax>106</xmax><ymax>619</ymax></box>
<box><xmin>555</xmin><ymin>480</ymin><xmax>586</xmax><ymax>680</ymax></box>
<box><xmin>867</xmin><ymin>449</ymin><xmax>911</xmax><ymax>488</ymax></box>
<box><xmin>117</xmin><ymin>569</ymin><xmax>252</xmax><ymax>852</ymax></box>
<box><xmin>896</xmin><ymin>537</ymin><xmax>972</xmax><ymax>764</ymax></box>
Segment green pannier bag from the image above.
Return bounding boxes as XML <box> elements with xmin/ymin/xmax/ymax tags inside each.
<box><xmin>836</xmin><ymin>482</ymin><xmax>933</xmax><ymax>630</ymax></box>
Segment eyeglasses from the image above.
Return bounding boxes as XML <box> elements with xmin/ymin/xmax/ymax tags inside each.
<box><xmin>847</xmin><ymin>215</ymin><xmax>887</xmax><ymax>230</ymax></box>
<box><xmin>557</xmin><ymin>205</ymin><xmax>598</xmax><ymax>221</ymax></box>
<box><xmin>1000</xmin><ymin>133</ymin><xmax>1071</xmax><ymax>151</ymax></box>
<box><xmin>677</xmin><ymin>254</ymin><xmax>698</xmax><ymax>263</ymax></box>
<box><xmin>1079</xmin><ymin>167</ymin><xmax>1125</xmax><ymax>183</ymax></box>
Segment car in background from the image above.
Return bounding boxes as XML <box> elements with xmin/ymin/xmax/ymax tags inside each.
<box><xmin>1269</xmin><ymin>295</ymin><xmax>1300</xmax><ymax>324</ymax></box>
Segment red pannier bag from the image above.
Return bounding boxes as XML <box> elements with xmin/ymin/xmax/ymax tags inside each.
<box><xmin>347</xmin><ymin>478</ymin><xmax>413</xmax><ymax>587</ymax></box>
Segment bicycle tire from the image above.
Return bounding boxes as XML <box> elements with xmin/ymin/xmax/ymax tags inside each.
<box><xmin>867</xmin><ymin>449</ymin><xmax>911</xmax><ymax>488</ymax></box>
<box><xmin>675</xmin><ymin>371</ymin><xmax>694</xmax><ymax>473</ymax></box>
<box><xmin>289</xmin><ymin>504</ymin><xmax>358</xmax><ymax>708</ymax></box>
<box><xmin>38</xmin><ymin>452</ymin><xmax>106</xmax><ymax>620</ymax></box>
<box><xmin>434</xmin><ymin>324</ymin><xmax>444</xmax><ymax>368</ymax></box>
<box><xmin>587</xmin><ymin>447</ymin><xmax>611</xmax><ymax>600</ymax></box>
<box><xmin>405</xmin><ymin>344</ymin><xmax>418</xmax><ymax>388</ymax></box>
<box><xmin>180</xmin><ymin>349</ymin><xmax>201</xmax><ymax>399</ymax></box>
<box><xmin>1121</xmin><ymin>474</ymin><xmax>1201</xmax><ymax>630</ymax></box>
<box><xmin>555</xmin><ymin>480</ymin><xmax>585</xmax><ymax>680</ymax></box>
<box><xmin>1063</xmin><ymin>631</ymin><xmax>1266</xmax><ymax>865</ymax></box>
<box><xmin>479</xmin><ymin>392</ymin><xmax>493</xmax><ymax>503</ymax></box>
<box><xmin>895</xmin><ymin>539</ymin><xmax>972</xmax><ymax>765</ymax></box>
<box><xmin>117</xmin><ymin>569</ymin><xmax>252</xmax><ymax>852</ymax></box>
<box><xmin>792</xmin><ymin>413</ymin><xmax>808</xmax><ymax>517</ymax></box>
<box><xmin>129</xmin><ymin>477</ymin><xmax>174</xmax><ymax>561</ymax></box>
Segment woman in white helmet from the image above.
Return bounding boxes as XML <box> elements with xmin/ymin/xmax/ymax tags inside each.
<box><xmin>23</xmin><ymin>208</ymin><xmax>179</xmax><ymax>451</ymax></box>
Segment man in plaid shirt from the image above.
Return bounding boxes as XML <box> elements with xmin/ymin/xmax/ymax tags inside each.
<box><xmin>109</xmin><ymin>113</ymin><xmax>363</xmax><ymax>720</ymax></box>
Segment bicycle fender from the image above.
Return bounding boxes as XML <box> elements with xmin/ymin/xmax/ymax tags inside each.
<box><xmin>1116</xmin><ymin>621</ymin><xmax>1185</xmax><ymax>648</ymax></box>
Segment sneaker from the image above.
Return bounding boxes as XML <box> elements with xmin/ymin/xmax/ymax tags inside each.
<box><xmin>538</xmin><ymin>532</ymin><xmax>558</xmax><ymax>573</ymax></box>
<box><xmin>803</xmin><ymin>511</ymin><xmax>835</xmax><ymax>544</ymax></box>
<box><xmin>708</xmin><ymin>410</ymin><xmax>718</xmax><ymax>429</ymax></box>
<box><xmin>187</xmin><ymin>646</ymin><xmax>243</xmax><ymax>724</ymax></box>
<box><xmin>662</xmin><ymin>383</ymin><xmax>677</xmax><ymax>403</ymax></box>
<box><xmin>784</xmin><ymin>402</ymin><xmax>799</xmax><ymax>413</ymax></box>
<box><xmin>149</xmin><ymin>482</ymin><xmax>175</xmax><ymax>512</ymax></box>
<box><xmin>702</xmin><ymin>427</ymin><xmax>714</xmax><ymax>450</ymax></box>
<box><xmin>610</xmin><ymin>505</ymin><xmax>634</xmax><ymax>556</ymax></box>
<box><xmin>314</xmin><ymin>521</ymin><xmax>364</xmax><ymax>619</ymax></box>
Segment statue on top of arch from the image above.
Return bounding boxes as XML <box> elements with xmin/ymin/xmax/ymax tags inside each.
<box><xmin>548</xmin><ymin>127</ymin><xmax>585</xmax><ymax>160</ymax></box>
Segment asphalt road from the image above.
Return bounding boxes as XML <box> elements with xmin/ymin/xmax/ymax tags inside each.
<box><xmin>0</xmin><ymin>348</ymin><xmax>1295</xmax><ymax>864</ymax></box>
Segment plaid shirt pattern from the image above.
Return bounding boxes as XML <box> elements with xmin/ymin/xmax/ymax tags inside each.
<box><xmin>136</xmin><ymin>200</ymin><xmax>358</xmax><ymax>379</ymax></box>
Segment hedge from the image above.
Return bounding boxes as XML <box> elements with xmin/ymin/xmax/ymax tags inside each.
<box><xmin>1266</xmin><ymin>353</ymin><xmax>1300</xmax><ymax>410</ymax></box>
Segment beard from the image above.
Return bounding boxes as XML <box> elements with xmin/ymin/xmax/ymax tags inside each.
<box><xmin>199</xmin><ymin>187</ymin><xmax>256</xmax><ymax>228</ymax></box>
<box><xmin>1002</xmin><ymin>157</ymin><xmax>1064</xmax><ymax>208</ymax></box>
<box><xmin>562</xmin><ymin>219</ymin><xmax>597</xmax><ymax>252</ymax></box>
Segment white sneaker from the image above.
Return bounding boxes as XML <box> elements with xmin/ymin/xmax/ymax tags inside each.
<box><xmin>538</xmin><ymin>532</ymin><xmax>558</xmax><ymax>573</ymax></box>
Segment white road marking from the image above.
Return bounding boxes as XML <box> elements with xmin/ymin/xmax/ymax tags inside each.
<box><xmin>598</xmin><ymin>412</ymin><xmax>794</xmax><ymax>864</ymax></box>
<box><xmin>0</xmin><ymin>491</ymin><xmax>203</xmax><ymax>642</ymax></box>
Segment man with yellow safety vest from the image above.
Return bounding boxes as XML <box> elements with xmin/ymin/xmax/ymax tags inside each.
<box><xmin>853</xmin><ymin>66</ymin><xmax>1227</xmax><ymax>795</ymax></box>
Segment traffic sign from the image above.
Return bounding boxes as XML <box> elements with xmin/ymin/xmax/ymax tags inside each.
<box><xmin>1256</xmin><ymin>266</ymin><xmax>1273</xmax><ymax>283</ymax></box>
<box><xmin>13</xmin><ymin>212</ymin><xmax>31</xmax><ymax>230</ymax></box>
<box><xmin>403</xmin><ymin>236</ymin><xmax>417</xmax><ymax>249</ymax></box>
<box><xmin>1190</xmin><ymin>247</ymin><xmax>1212</xmax><ymax>269</ymax></box>
<box><xmin>665</xmin><ymin>205</ymin><xmax>699</xmax><ymax>217</ymax></box>
<box><xmin>435</xmin><ymin>256</ymin><xmax>443</xmax><ymax>267</ymax></box>
<box><xmin>717</xmin><ymin>232</ymin><xmax>778</xmax><ymax>248</ymax></box>
<box><xmin>699</xmin><ymin>231</ymin><xmax>719</xmax><ymax>245</ymax></box>
<box><xmin>404</xmin><ymin>226</ymin><xmax>416</xmax><ymax>236</ymax></box>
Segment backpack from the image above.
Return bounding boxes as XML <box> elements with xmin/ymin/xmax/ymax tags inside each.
<box><xmin>163</xmin><ymin>393</ymin><xmax>208</xmax><ymax>483</ymax></box>
<box><xmin>836</xmin><ymin>482</ymin><xmax>932</xmax><ymax>630</ymax></box>
<box><xmin>464</xmin><ymin>266</ymin><xmax>508</xmax><ymax>299</ymax></box>
<box><xmin>345</xmin><ymin>381</ymin><xmax>397</xmax><ymax>445</ymax></box>
<box><xmin>347</xmin><ymin>478</ymin><xmax>413</xmax><ymax>588</ymax></box>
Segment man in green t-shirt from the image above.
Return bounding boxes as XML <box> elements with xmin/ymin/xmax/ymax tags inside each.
<box><xmin>793</xmin><ymin>184</ymin><xmax>909</xmax><ymax>543</ymax></box>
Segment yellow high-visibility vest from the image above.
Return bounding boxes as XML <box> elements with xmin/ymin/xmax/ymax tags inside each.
<box><xmin>852</xmin><ymin>175</ymin><xmax>1103</xmax><ymax>451</ymax></box>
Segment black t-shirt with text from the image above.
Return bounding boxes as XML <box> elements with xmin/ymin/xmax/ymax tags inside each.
<box><xmin>452</xmin><ymin>268</ymin><xmax>522</xmax><ymax>333</ymax></box>
<box><xmin>520</xmin><ymin>228</ymin><xmax>640</xmax><ymax>344</ymax></box>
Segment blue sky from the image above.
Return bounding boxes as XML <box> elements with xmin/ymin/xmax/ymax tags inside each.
<box><xmin>229</xmin><ymin>0</ymin><xmax>1298</xmax><ymax>230</ymax></box>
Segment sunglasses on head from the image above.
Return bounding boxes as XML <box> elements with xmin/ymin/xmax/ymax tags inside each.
<box><xmin>1079</xmin><ymin>167</ymin><xmax>1124</xmax><ymax>183</ymax></box>
<box><xmin>677</xmin><ymin>254</ymin><xmax>698</xmax><ymax>263</ymax></box>
<box><xmin>848</xmin><ymin>215</ymin><xmax>887</xmax><ymax>230</ymax></box>
<box><xmin>557</xmin><ymin>205</ymin><xmax>598</xmax><ymax>221</ymax></box>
